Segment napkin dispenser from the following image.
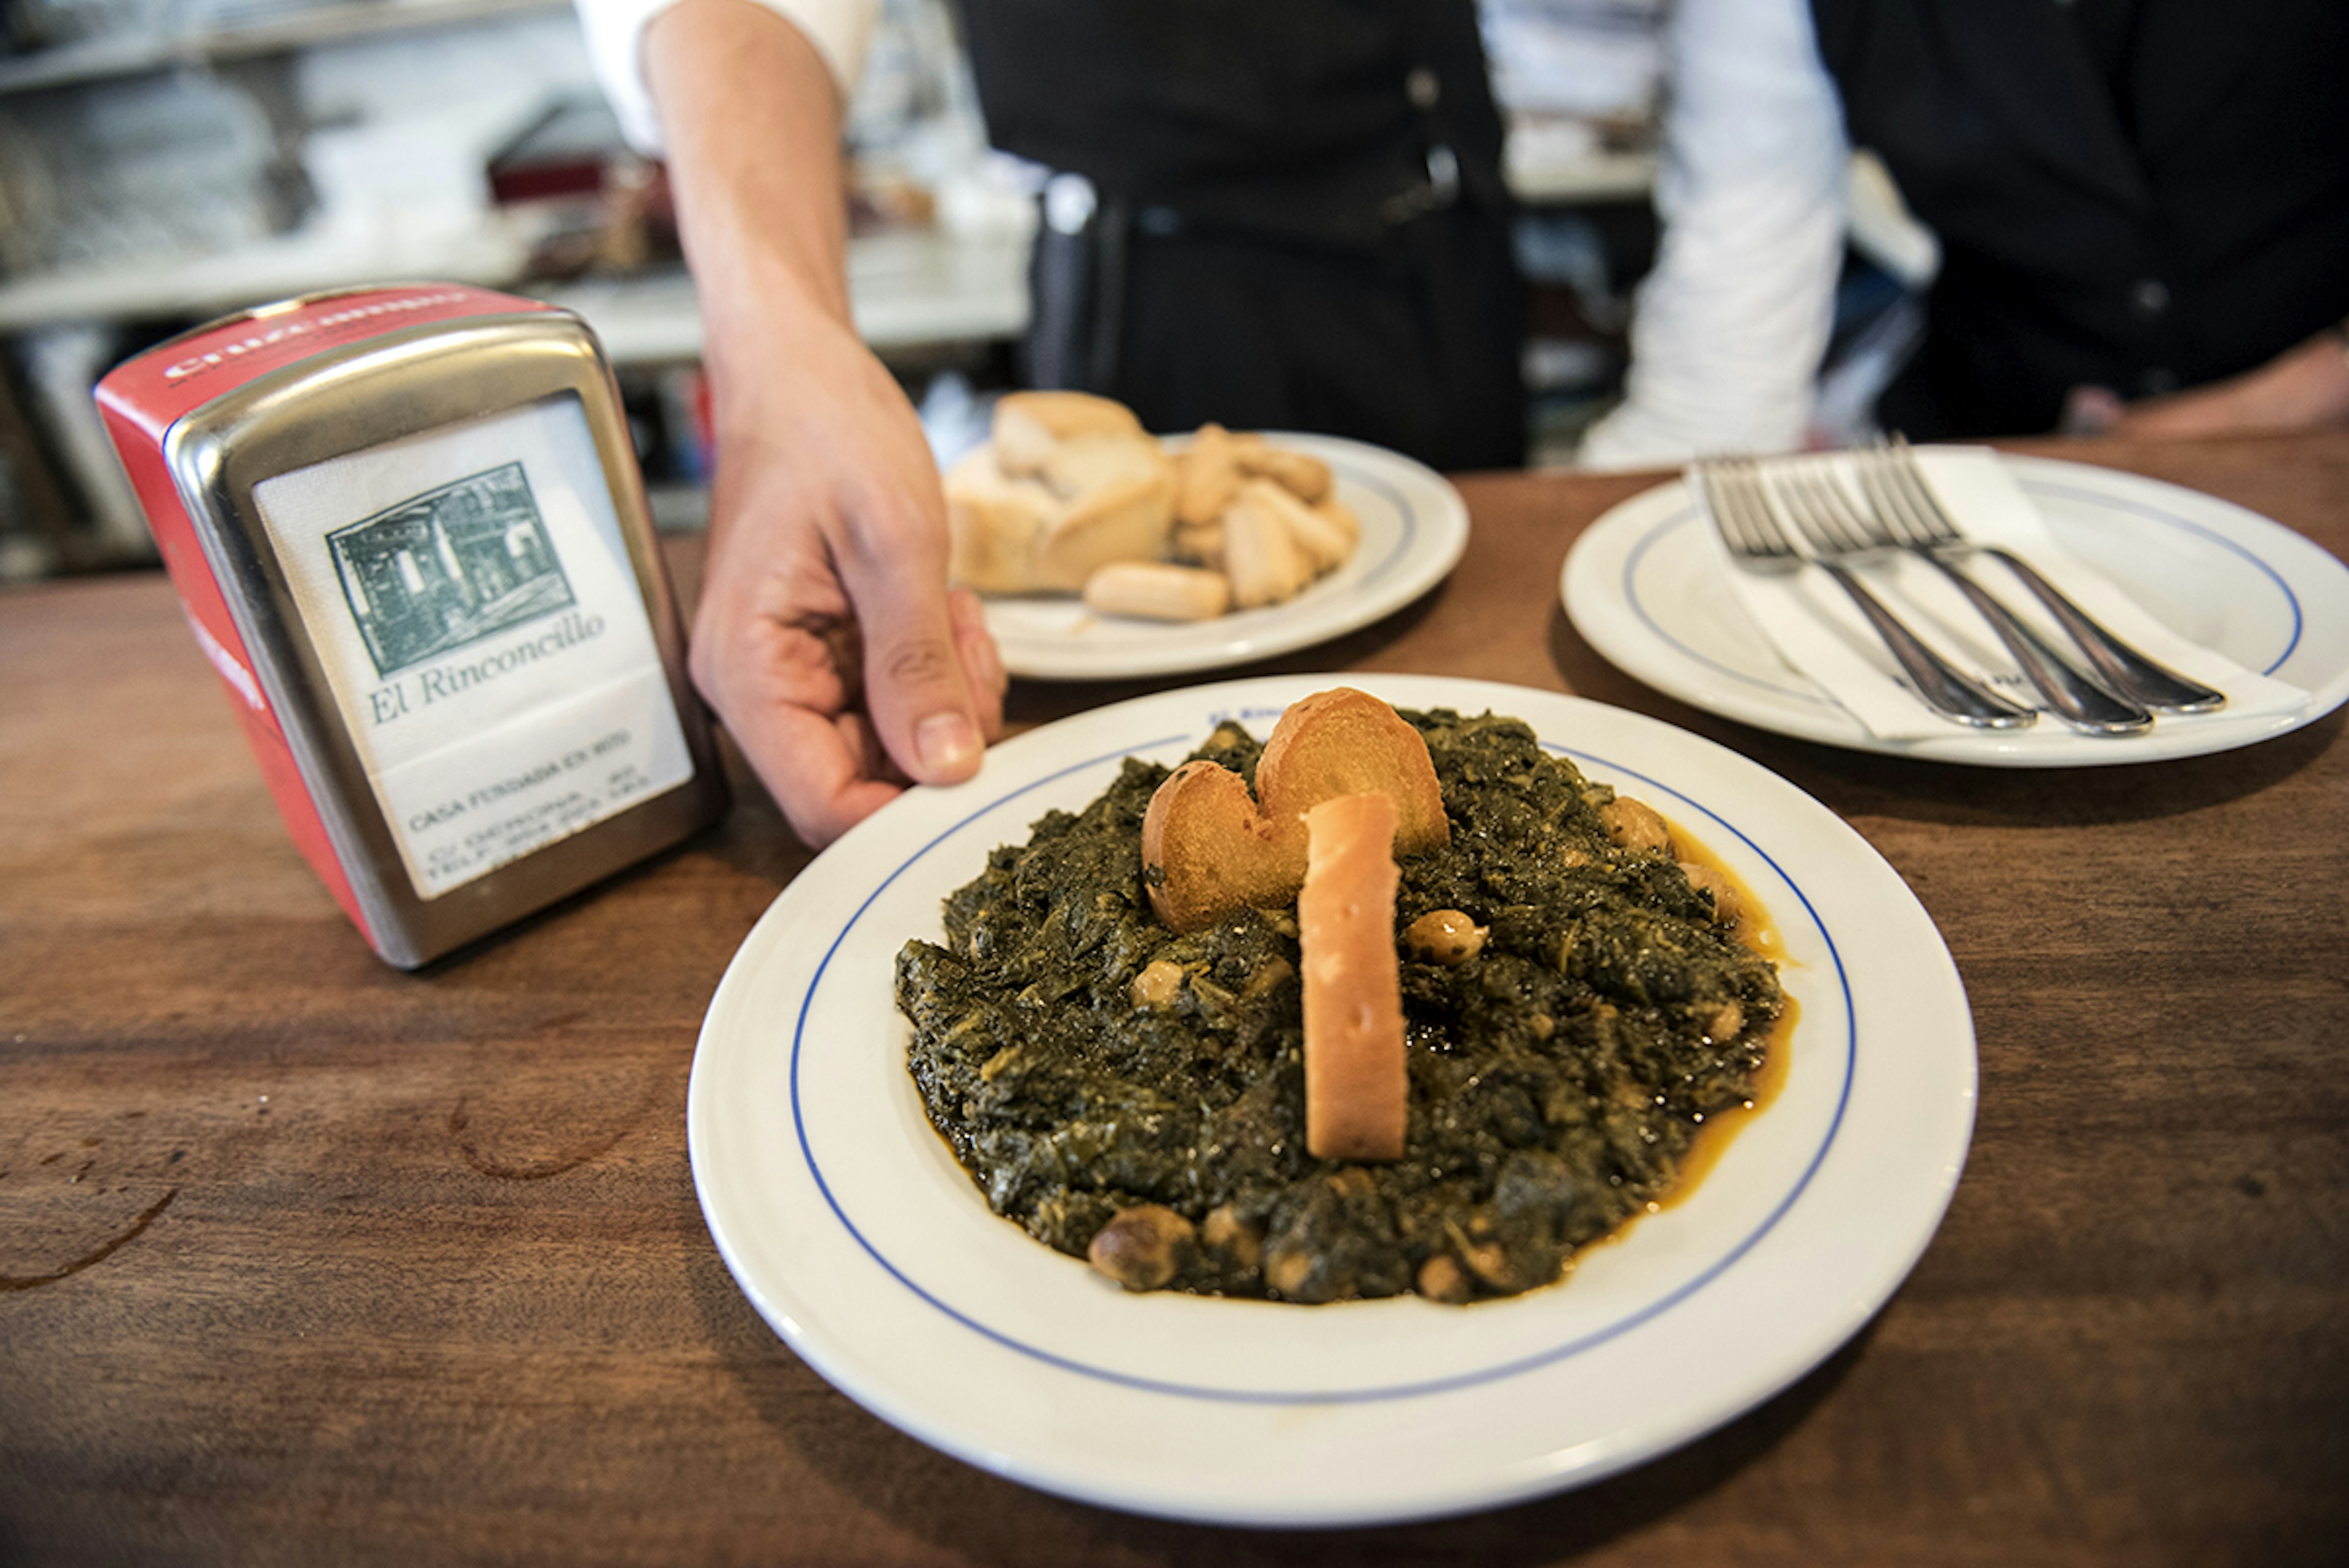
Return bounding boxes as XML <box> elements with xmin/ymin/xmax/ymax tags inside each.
<box><xmin>95</xmin><ymin>283</ymin><xmax>726</xmax><ymax>968</ymax></box>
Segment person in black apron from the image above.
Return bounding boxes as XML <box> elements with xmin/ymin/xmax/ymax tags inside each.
<box><xmin>962</xmin><ymin>0</ymin><xmax>1527</xmax><ymax>472</ymax></box>
<box><xmin>1807</xmin><ymin>0</ymin><xmax>2349</xmax><ymax>440</ymax></box>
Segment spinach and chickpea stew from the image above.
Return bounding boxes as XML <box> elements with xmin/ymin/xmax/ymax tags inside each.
<box><xmin>894</xmin><ymin>705</ymin><xmax>1784</xmax><ymax>1305</ymax></box>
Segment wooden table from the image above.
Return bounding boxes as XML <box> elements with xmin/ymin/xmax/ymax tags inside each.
<box><xmin>6</xmin><ymin>432</ymin><xmax>2345</xmax><ymax>1566</ymax></box>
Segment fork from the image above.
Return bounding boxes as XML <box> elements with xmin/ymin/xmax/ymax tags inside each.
<box><xmin>1772</xmin><ymin>459</ymin><xmax>2154</xmax><ymax>735</ymax></box>
<box><xmin>1861</xmin><ymin>437</ymin><xmax>2227</xmax><ymax>713</ymax></box>
<box><xmin>1693</xmin><ymin>459</ymin><xmax>2038</xmax><ymax>729</ymax></box>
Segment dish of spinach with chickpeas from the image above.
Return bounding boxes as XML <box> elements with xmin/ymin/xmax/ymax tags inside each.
<box><xmin>894</xmin><ymin>705</ymin><xmax>1784</xmax><ymax>1305</ymax></box>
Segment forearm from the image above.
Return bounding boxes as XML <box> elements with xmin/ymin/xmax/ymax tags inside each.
<box><xmin>1577</xmin><ymin>0</ymin><xmax>1849</xmax><ymax>469</ymax></box>
<box><xmin>641</xmin><ymin>0</ymin><xmax>855</xmax><ymax>428</ymax></box>
<box><xmin>2104</xmin><ymin>323</ymin><xmax>2349</xmax><ymax>438</ymax></box>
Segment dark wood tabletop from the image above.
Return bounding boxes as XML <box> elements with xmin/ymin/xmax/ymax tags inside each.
<box><xmin>5</xmin><ymin>431</ymin><xmax>2345</xmax><ymax>1567</ymax></box>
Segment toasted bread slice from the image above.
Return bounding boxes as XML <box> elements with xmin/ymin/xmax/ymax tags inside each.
<box><xmin>1140</xmin><ymin>687</ymin><xmax>1448</xmax><ymax>932</ymax></box>
<box><xmin>1141</xmin><ymin>760</ymin><xmax>1299</xmax><ymax>931</ymax></box>
<box><xmin>1256</xmin><ymin>688</ymin><xmax>1449</xmax><ymax>858</ymax></box>
<box><xmin>993</xmin><ymin>391</ymin><xmax>1146</xmax><ymax>477</ymax></box>
<box><xmin>1299</xmin><ymin>792</ymin><xmax>1407</xmax><ymax>1162</ymax></box>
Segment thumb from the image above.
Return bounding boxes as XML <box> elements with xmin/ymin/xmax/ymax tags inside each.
<box><xmin>842</xmin><ymin>548</ymin><xmax>987</xmax><ymax>787</ymax></box>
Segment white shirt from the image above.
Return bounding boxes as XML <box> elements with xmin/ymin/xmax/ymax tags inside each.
<box><xmin>574</xmin><ymin>0</ymin><xmax>878</xmax><ymax>153</ymax></box>
<box><xmin>1575</xmin><ymin>0</ymin><xmax>1853</xmax><ymax>469</ymax></box>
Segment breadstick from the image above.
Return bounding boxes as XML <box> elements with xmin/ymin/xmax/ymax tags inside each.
<box><xmin>1082</xmin><ymin>562</ymin><xmax>1233</xmax><ymax>622</ymax></box>
<box><xmin>1299</xmin><ymin>792</ymin><xmax>1407</xmax><ymax>1162</ymax></box>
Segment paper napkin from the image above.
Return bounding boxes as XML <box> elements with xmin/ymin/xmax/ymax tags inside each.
<box><xmin>1693</xmin><ymin>447</ymin><xmax>2310</xmax><ymax>741</ymax></box>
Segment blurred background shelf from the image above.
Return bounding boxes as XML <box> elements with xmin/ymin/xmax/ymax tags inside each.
<box><xmin>0</xmin><ymin>0</ymin><xmax>1692</xmax><ymax>581</ymax></box>
<box><xmin>0</xmin><ymin>0</ymin><xmax>569</xmax><ymax>94</ymax></box>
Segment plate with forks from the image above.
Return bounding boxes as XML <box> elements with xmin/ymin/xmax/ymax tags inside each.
<box><xmin>1562</xmin><ymin>451</ymin><xmax>2349</xmax><ymax>765</ymax></box>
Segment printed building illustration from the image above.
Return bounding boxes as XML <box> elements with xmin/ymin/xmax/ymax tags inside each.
<box><xmin>328</xmin><ymin>463</ymin><xmax>575</xmax><ymax>677</ymax></box>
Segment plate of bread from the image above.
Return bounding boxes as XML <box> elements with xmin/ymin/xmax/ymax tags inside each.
<box><xmin>689</xmin><ymin>674</ymin><xmax>1977</xmax><ymax>1525</ymax></box>
<box><xmin>944</xmin><ymin>392</ymin><xmax>1469</xmax><ymax>680</ymax></box>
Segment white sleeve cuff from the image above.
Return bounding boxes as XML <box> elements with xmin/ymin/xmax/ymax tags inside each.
<box><xmin>1576</xmin><ymin>0</ymin><xmax>1850</xmax><ymax>468</ymax></box>
<box><xmin>574</xmin><ymin>0</ymin><xmax>878</xmax><ymax>154</ymax></box>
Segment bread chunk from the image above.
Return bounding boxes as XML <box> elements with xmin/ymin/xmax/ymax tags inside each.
<box><xmin>993</xmin><ymin>391</ymin><xmax>1145</xmax><ymax>477</ymax></box>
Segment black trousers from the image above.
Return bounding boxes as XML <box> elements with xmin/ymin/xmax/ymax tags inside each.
<box><xmin>1023</xmin><ymin>199</ymin><xmax>1528</xmax><ymax>473</ymax></box>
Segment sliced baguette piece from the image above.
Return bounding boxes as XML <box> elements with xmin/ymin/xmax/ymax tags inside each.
<box><xmin>1083</xmin><ymin>561</ymin><xmax>1232</xmax><ymax>622</ymax></box>
<box><xmin>1141</xmin><ymin>760</ymin><xmax>1299</xmax><ymax>931</ymax></box>
<box><xmin>1138</xmin><ymin>686</ymin><xmax>1448</xmax><ymax>934</ymax></box>
<box><xmin>1256</xmin><ymin>687</ymin><xmax>1449</xmax><ymax>857</ymax></box>
<box><xmin>993</xmin><ymin>390</ymin><xmax>1146</xmax><ymax>477</ymax></box>
<box><xmin>1299</xmin><ymin>792</ymin><xmax>1407</xmax><ymax>1162</ymax></box>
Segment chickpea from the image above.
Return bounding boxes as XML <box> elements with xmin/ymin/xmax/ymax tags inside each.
<box><xmin>1086</xmin><ymin>1204</ymin><xmax>1195</xmax><ymax>1291</ymax></box>
<box><xmin>1416</xmin><ymin>1253</ymin><xmax>1472</xmax><ymax>1304</ymax></box>
<box><xmin>1264</xmin><ymin>1243</ymin><xmax>1314</xmax><ymax>1299</ymax></box>
<box><xmin>1129</xmin><ymin>959</ymin><xmax>1186</xmax><ymax>1008</ymax></box>
<box><xmin>1404</xmin><ymin>910</ymin><xmax>1487</xmax><ymax>966</ymax></box>
<box><xmin>1705</xmin><ymin>999</ymin><xmax>1745</xmax><ymax>1044</ymax></box>
<box><xmin>1600</xmin><ymin>796</ymin><xmax>1672</xmax><ymax>857</ymax></box>
<box><xmin>1460</xmin><ymin>1238</ymin><xmax>1517</xmax><ymax>1291</ymax></box>
<box><xmin>1201</xmin><ymin>1204</ymin><xmax>1263</xmax><ymax>1271</ymax></box>
<box><xmin>1678</xmin><ymin>861</ymin><xmax>1740</xmax><ymax>925</ymax></box>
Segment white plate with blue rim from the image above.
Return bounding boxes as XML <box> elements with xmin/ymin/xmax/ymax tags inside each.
<box><xmin>1562</xmin><ymin>453</ymin><xmax>2349</xmax><ymax>765</ymax></box>
<box><xmin>978</xmin><ymin>433</ymin><xmax>1468</xmax><ymax>681</ymax></box>
<box><xmin>688</xmin><ymin>674</ymin><xmax>1976</xmax><ymax>1525</ymax></box>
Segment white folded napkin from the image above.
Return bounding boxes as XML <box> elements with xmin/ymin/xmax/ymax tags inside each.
<box><xmin>1694</xmin><ymin>447</ymin><xmax>2309</xmax><ymax>741</ymax></box>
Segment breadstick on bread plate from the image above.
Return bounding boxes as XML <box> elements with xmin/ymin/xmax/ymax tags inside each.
<box><xmin>1299</xmin><ymin>791</ymin><xmax>1408</xmax><ymax>1162</ymax></box>
<box><xmin>1222</xmin><ymin>485</ymin><xmax>1315</xmax><ymax>608</ymax></box>
<box><xmin>1176</xmin><ymin>422</ymin><xmax>1244</xmax><ymax>526</ymax></box>
<box><xmin>1233</xmin><ymin>433</ymin><xmax>1332</xmax><ymax>503</ymax></box>
<box><xmin>1237</xmin><ymin>477</ymin><xmax>1350</xmax><ymax>573</ymax></box>
<box><xmin>1083</xmin><ymin>561</ymin><xmax>1232</xmax><ymax>622</ymax></box>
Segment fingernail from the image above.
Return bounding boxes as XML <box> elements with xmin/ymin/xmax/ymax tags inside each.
<box><xmin>915</xmin><ymin>713</ymin><xmax>982</xmax><ymax>780</ymax></box>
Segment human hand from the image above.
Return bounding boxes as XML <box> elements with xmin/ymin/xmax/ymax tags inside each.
<box><xmin>2062</xmin><ymin>326</ymin><xmax>2349</xmax><ymax>439</ymax></box>
<box><xmin>691</xmin><ymin>308</ymin><xmax>1005</xmax><ymax>847</ymax></box>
